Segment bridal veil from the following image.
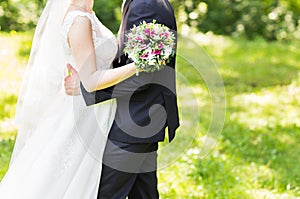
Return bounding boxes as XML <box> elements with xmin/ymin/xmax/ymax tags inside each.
<box><xmin>13</xmin><ymin>0</ymin><xmax>70</xmax><ymax>163</ymax></box>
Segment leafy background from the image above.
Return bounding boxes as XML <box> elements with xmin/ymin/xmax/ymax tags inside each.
<box><xmin>1</xmin><ymin>0</ymin><xmax>300</xmax><ymax>40</ymax></box>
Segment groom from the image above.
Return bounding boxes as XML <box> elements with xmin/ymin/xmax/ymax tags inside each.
<box><xmin>65</xmin><ymin>0</ymin><xmax>179</xmax><ymax>198</ymax></box>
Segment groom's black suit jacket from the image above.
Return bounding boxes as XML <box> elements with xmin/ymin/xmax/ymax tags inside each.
<box><xmin>81</xmin><ymin>0</ymin><xmax>179</xmax><ymax>143</ymax></box>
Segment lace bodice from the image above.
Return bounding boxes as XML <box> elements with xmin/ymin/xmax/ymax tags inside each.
<box><xmin>62</xmin><ymin>10</ymin><xmax>118</xmax><ymax>70</ymax></box>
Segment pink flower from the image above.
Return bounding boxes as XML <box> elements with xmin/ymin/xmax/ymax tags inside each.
<box><xmin>141</xmin><ymin>45</ymin><xmax>147</xmax><ymax>50</ymax></box>
<box><xmin>152</xmin><ymin>50</ymin><xmax>161</xmax><ymax>55</ymax></box>
<box><xmin>160</xmin><ymin>32</ymin><xmax>169</xmax><ymax>39</ymax></box>
<box><xmin>144</xmin><ymin>28</ymin><xmax>151</xmax><ymax>34</ymax></box>
<box><xmin>135</xmin><ymin>36</ymin><xmax>145</xmax><ymax>44</ymax></box>
<box><xmin>140</xmin><ymin>52</ymin><xmax>149</xmax><ymax>59</ymax></box>
<box><xmin>136</xmin><ymin>36</ymin><xmax>143</xmax><ymax>41</ymax></box>
<box><xmin>158</xmin><ymin>43</ymin><xmax>164</xmax><ymax>49</ymax></box>
<box><xmin>144</xmin><ymin>28</ymin><xmax>155</xmax><ymax>37</ymax></box>
<box><xmin>164</xmin><ymin>32</ymin><xmax>169</xmax><ymax>39</ymax></box>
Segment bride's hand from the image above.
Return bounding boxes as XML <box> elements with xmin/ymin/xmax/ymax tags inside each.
<box><xmin>64</xmin><ymin>64</ymin><xmax>81</xmax><ymax>96</ymax></box>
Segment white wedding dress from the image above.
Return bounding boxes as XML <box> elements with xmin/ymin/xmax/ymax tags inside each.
<box><xmin>0</xmin><ymin>10</ymin><xmax>117</xmax><ymax>199</ymax></box>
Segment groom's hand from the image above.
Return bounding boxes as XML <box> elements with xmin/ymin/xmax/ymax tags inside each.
<box><xmin>64</xmin><ymin>64</ymin><xmax>81</xmax><ymax>96</ymax></box>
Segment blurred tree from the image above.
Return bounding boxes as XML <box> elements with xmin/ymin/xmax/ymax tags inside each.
<box><xmin>0</xmin><ymin>0</ymin><xmax>44</xmax><ymax>31</ymax></box>
<box><xmin>174</xmin><ymin>0</ymin><xmax>300</xmax><ymax>40</ymax></box>
<box><xmin>0</xmin><ymin>0</ymin><xmax>21</xmax><ymax>31</ymax></box>
<box><xmin>94</xmin><ymin>0</ymin><xmax>122</xmax><ymax>33</ymax></box>
<box><xmin>0</xmin><ymin>0</ymin><xmax>122</xmax><ymax>33</ymax></box>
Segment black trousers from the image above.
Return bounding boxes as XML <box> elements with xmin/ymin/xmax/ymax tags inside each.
<box><xmin>97</xmin><ymin>140</ymin><xmax>159</xmax><ymax>199</ymax></box>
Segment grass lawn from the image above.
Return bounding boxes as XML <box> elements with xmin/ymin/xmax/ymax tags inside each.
<box><xmin>0</xmin><ymin>31</ymin><xmax>300</xmax><ymax>198</ymax></box>
<box><xmin>0</xmin><ymin>32</ymin><xmax>33</xmax><ymax>177</ymax></box>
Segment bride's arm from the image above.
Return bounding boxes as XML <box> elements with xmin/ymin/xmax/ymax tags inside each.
<box><xmin>68</xmin><ymin>16</ymin><xmax>136</xmax><ymax>92</ymax></box>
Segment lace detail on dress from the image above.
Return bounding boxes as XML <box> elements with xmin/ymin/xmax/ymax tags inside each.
<box><xmin>61</xmin><ymin>10</ymin><xmax>118</xmax><ymax>70</ymax></box>
<box><xmin>61</xmin><ymin>10</ymin><xmax>99</xmax><ymax>53</ymax></box>
<box><xmin>54</xmin><ymin>137</ymin><xmax>76</xmax><ymax>180</ymax></box>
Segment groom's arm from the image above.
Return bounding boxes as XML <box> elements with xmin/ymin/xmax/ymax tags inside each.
<box><xmin>81</xmin><ymin>1</ymin><xmax>160</xmax><ymax>106</ymax></box>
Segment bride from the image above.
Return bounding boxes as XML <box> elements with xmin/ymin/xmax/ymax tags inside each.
<box><xmin>0</xmin><ymin>0</ymin><xmax>136</xmax><ymax>198</ymax></box>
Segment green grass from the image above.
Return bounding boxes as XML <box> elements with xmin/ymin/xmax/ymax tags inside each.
<box><xmin>158</xmin><ymin>34</ymin><xmax>300</xmax><ymax>198</ymax></box>
<box><xmin>0</xmin><ymin>31</ymin><xmax>300</xmax><ymax>198</ymax></box>
<box><xmin>0</xmin><ymin>32</ymin><xmax>33</xmax><ymax>177</ymax></box>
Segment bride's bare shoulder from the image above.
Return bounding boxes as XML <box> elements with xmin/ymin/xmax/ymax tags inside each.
<box><xmin>71</xmin><ymin>15</ymin><xmax>92</xmax><ymax>31</ymax></box>
<box><xmin>63</xmin><ymin>9</ymin><xmax>94</xmax><ymax>48</ymax></box>
<box><xmin>63</xmin><ymin>8</ymin><xmax>93</xmax><ymax>24</ymax></box>
<box><xmin>68</xmin><ymin>14</ymin><xmax>92</xmax><ymax>36</ymax></box>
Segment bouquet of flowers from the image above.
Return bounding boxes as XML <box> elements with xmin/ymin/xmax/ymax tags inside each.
<box><xmin>124</xmin><ymin>20</ymin><xmax>176</xmax><ymax>75</ymax></box>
